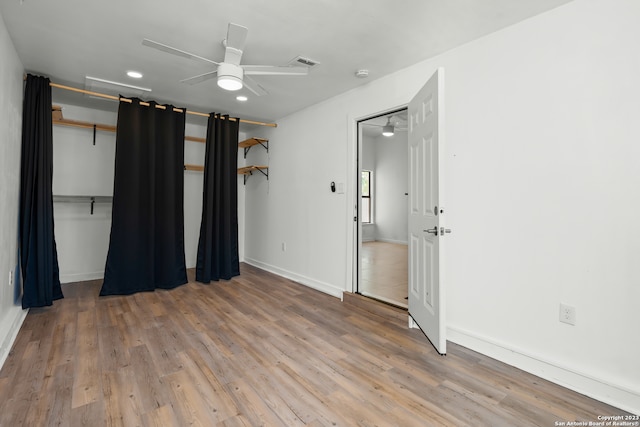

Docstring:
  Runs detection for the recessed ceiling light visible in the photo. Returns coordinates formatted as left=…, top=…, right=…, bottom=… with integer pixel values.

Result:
left=127, top=71, right=143, bottom=79
left=236, top=96, right=248, bottom=102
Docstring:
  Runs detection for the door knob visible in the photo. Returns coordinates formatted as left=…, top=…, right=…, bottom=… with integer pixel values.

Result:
left=440, top=227, right=452, bottom=235
left=424, top=227, right=438, bottom=235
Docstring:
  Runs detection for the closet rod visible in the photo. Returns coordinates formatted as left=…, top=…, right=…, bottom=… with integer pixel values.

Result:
left=24, top=76, right=277, bottom=127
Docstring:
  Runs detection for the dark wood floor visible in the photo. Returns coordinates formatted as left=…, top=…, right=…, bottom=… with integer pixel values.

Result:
left=0, top=263, right=627, bottom=426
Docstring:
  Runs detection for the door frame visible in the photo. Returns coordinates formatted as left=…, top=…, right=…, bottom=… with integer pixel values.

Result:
left=345, top=105, right=408, bottom=297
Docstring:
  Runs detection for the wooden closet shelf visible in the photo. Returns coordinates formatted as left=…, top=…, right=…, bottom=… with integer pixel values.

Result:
left=238, top=165, right=269, bottom=185
left=238, top=137, right=268, bottom=148
left=237, top=165, right=268, bottom=175
left=54, top=118, right=116, bottom=133
left=51, top=105, right=206, bottom=143
left=239, top=137, right=269, bottom=158
left=184, top=164, right=204, bottom=172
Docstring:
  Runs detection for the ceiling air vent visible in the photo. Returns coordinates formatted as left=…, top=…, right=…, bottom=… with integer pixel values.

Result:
left=288, top=56, right=320, bottom=68
left=84, top=76, right=152, bottom=101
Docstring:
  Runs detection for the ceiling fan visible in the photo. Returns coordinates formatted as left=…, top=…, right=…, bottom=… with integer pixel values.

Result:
left=142, top=23, right=309, bottom=96
left=362, top=115, right=408, bottom=136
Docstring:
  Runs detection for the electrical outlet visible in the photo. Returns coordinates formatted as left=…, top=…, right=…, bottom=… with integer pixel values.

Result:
left=281, top=242, right=286, bottom=252
left=559, top=303, right=576, bottom=325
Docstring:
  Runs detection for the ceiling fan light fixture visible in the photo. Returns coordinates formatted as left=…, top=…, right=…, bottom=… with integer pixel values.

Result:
left=217, top=63, right=243, bottom=91
left=382, top=117, right=394, bottom=136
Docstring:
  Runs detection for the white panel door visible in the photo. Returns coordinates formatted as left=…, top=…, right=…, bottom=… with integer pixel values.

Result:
left=408, top=68, right=446, bottom=355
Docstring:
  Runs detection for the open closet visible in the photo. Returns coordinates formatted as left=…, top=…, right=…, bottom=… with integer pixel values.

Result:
left=28, top=78, right=273, bottom=296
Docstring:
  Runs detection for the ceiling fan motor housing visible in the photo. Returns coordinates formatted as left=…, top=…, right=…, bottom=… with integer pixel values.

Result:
left=217, top=62, right=244, bottom=91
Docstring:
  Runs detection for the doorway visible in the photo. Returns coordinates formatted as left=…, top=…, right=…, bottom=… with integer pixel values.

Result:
left=357, top=108, right=409, bottom=308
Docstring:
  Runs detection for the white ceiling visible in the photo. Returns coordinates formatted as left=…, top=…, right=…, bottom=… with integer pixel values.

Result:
left=0, top=0, right=573, bottom=123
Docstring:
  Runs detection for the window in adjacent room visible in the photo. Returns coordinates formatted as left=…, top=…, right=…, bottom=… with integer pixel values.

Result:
left=361, top=170, right=372, bottom=223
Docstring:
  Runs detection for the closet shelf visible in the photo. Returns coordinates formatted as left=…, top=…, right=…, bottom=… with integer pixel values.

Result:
left=53, top=195, right=112, bottom=215
left=239, top=137, right=268, bottom=158
left=51, top=105, right=206, bottom=144
left=237, top=165, right=268, bottom=184
left=184, top=164, right=204, bottom=172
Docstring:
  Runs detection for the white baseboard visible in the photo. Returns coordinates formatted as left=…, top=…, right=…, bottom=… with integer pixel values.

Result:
left=0, top=307, right=28, bottom=371
left=243, top=258, right=343, bottom=299
left=60, top=271, right=104, bottom=284
left=448, top=325, right=640, bottom=415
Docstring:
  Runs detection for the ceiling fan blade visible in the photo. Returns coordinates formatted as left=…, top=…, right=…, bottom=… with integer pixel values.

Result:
left=243, top=75, right=268, bottom=97
left=180, top=70, right=218, bottom=85
left=226, top=23, right=249, bottom=52
left=243, top=65, right=309, bottom=76
left=142, top=39, right=219, bottom=66
left=224, top=23, right=248, bottom=66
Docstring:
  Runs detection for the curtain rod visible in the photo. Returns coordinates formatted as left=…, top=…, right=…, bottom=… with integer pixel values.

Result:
left=23, top=76, right=277, bottom=127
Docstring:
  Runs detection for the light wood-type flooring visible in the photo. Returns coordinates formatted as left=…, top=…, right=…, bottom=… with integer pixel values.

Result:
left=0, top=263, right=627, bottom=426
left=360, top=241, right=408, bottom=308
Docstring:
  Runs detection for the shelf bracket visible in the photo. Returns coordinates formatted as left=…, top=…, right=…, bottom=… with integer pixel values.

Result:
left=243, top=140, right=269, bottom=158
left=93, top=124, right=97, bottom=146
left=90, top=197, right=95, bottom=215
left=256, top=167, right=269, bottom=180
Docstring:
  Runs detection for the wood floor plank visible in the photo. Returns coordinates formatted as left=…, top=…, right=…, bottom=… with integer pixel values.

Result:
left=164, top=367, right=222, bottom=425
left=102, top=367, right=145, bottom=427
left=0, top=263, right=630, bottom=426
left=69, top=399, right=107, bottom=427
left=127, top=344, right=173, bottom=414
left=266, top=362, right=350, bottom=427
left=176, top=350, right=240, bottom=422
left=223, top=377, right=295, bottom=427
left=141, top=404, right=181, bottom=427
left=216, top=414, right=252, bottom=427
left=72, top=310, right=101, bottom=408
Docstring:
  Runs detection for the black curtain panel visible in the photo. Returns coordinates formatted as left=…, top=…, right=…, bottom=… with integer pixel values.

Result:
left=100, top=99, right=187, bottom=296
left=19, top=74, right=63, bottom=308
left=196, top=114, right=240, bottom=282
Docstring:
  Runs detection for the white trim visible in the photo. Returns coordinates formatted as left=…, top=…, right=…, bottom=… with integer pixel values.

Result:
left=448, top=325, right=640, bottom=415
left=59, top=271, right=104, bottom=284
left=359, top=291, right=408, bottom=309
left=243, top=257, right=343, bottom=299
left=348, top=104, right=409, bottom=296
left=0, top=308, right=28, bottom=370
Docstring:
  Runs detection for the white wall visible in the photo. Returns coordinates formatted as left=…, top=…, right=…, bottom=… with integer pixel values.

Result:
left=361, top=130, right=408, bottom=243
left=52, top=105, right=116, bottom=282
left=52, top=103, right=246, bottom=282
left=243, top=0, right=640, bottom=413
left=0, top=10, right=27, bottom=369
left=373, top=132, right=408, bottom=244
